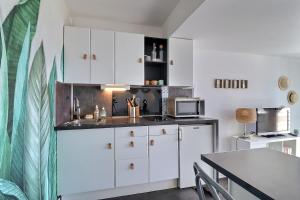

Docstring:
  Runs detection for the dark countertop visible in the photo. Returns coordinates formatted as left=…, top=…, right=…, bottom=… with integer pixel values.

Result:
left=55, top=116, right=218, bottom=131
left=202, top=148, right=300, bottom=200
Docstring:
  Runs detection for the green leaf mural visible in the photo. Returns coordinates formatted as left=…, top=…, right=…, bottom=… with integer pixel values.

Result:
left=23, top=44, right=50, bottom=200
left=0, top=179, right=28, bottom=200
left=48, top=59, right=57, bottom=200
left=10, top=24, right=31, bottom=189
left=0, top=17, right=11, bottom=181
left=2, top=0, right=41, bottom=140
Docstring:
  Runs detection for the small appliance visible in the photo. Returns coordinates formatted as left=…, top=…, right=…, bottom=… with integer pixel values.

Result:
left=167, top=97, right=204, bottom=118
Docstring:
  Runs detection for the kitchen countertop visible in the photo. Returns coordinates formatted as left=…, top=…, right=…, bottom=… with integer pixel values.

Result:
left=54, top=116, right=218, bottom=131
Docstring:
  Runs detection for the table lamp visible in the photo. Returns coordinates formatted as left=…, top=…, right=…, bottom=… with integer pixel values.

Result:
left=236, top=108, right=257, bottom=139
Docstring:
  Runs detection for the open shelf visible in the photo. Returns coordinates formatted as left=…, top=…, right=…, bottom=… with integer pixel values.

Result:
left=144, top=36, right=168, bottom=85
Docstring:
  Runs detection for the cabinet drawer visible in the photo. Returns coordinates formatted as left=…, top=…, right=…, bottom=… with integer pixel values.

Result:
left=149, top=125, right=178, bottom=136
left=116, top=158, right=148, bottom=187
left=115, top=126, right=148, bottom=139
left=116, top=137, right=148, bottom=159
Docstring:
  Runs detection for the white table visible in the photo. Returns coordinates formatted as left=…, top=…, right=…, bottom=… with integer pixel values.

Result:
left=231, top=134, right=300, bottom=156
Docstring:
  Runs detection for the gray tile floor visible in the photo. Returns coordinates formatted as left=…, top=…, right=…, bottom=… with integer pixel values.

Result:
left=106, top=178, right=228, bottom=200
left=106, top=188, right=212, bottom=200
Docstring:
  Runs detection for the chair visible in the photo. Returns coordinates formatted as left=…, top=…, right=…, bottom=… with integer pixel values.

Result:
left=193, top=162, right=235, bottom=200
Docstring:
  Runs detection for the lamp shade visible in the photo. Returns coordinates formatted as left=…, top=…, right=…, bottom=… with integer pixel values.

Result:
left=236, top=108, right=257, bottom=124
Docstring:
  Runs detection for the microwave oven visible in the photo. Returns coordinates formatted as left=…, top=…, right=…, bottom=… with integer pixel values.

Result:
left=167, top=97, right=204, bottom=118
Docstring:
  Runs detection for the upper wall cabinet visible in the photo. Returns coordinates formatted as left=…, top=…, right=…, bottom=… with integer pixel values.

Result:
left=64, top=26, right=114, bottom=84
left=115, top=32, right=144, bottom=85
left=168, top=38, right=193, bottom=87
left=64, top=26, right=91, bottom=83
left=91, top=29, right=114, bottom=84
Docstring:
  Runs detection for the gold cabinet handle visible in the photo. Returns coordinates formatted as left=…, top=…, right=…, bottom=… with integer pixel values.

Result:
left=83, top=54, right=88, bottom=60
left=107, top=143, right=112, bottom=149
left=129, top=141, right=134, bottom=147
left=92, top=54, right=96, bottom=60
left=130, top=131, right=135, bottom=137
left=162, top=129, right=167, bottom=135
left=170, top=60, right=174, bottom=65
left=150, top=139, right=154, bottom=146
left=138, top=58, right=143, bottom=63
left=129, top=163, right=135, bottom=170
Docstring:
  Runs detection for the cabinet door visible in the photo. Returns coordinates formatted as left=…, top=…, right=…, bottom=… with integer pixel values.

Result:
left=64, top=26, right=90, bottom=83
left=116, top=158, right=148, bottom=187
left=168, top=38, right=193, bottom=86
left=115, top=32, right=144, bottom=85
left=149, top=134, right=179, bottom=182
left=179, top=125, right=213, bottom=188
left=91, top=29, right=114, bottom=84
left=57, top=129, right=114, bottom=195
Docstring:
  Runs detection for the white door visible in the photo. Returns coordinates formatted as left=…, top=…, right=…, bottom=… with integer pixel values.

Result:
left=64, top=26, right=90, bottom=83
left=149, top=134, right=179, bottom=182
left=57, top=129, right=114, bottom=195
left=179, top=125, right=213, bottom=188
left=115, top=32, right=144, bottom=85
left=91, top=29, right=114, bottom=84
left=168, top=38, right=193, bottom=86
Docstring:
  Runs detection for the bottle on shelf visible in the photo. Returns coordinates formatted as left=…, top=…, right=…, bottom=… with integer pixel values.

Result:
left=159, top=45, right=164, bottom=61
left=152, top=43, right=157, bottom=61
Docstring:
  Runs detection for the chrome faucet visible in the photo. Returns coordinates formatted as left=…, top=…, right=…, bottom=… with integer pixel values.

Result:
left=73, top=97, right=81, bottom=120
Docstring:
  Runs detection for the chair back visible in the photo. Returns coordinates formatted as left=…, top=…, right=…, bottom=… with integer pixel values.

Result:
left=193, top=162, right=235, bottom=200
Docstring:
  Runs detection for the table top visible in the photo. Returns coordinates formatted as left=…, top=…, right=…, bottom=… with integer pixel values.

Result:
left=232, top=134, right=299, bottom=144
left=202, top=148, right=300, bottom=200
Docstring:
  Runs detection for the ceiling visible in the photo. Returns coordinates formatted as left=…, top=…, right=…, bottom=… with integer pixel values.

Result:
left=173, top=0, right=300, bottom=58
left=64, top=0, right=180, bottom=26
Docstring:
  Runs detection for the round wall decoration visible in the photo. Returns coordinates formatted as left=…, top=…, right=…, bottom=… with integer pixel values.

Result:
left=287, top=90, right=298, bottom=105
left=278, top=75, right=290, bottom=91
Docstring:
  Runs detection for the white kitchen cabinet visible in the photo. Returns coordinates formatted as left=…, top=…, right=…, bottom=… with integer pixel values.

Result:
left=115, top=32, right=144, bottom=85
left=116, top=158, right=149, bottom=187
left=168, top=38, right=193, bottom=86
left=115, top=126, right=149, bottom=187
left=57, top=128, right=115, bottom=195
left=90, top=29, right=114, bottom=84
left=64, top=26, right=114, bottom=84
left=179, top=125, right=213, bottom=188
left=149, top=125, right=179, bottom=182
left=64, top=26, right=90, bottom=83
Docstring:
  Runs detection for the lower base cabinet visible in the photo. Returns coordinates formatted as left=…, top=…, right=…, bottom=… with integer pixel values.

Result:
left=149, top=125, right=179, bottom=182
left=57, top=128, right=115, bottom=195
left=116, top=158, right=149, bottom=187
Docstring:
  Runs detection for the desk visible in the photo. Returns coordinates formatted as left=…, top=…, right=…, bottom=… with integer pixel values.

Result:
left=202, top=149, right=300, bottom=200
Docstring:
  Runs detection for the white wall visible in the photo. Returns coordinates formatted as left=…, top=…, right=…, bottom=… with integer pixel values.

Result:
left=163, top=0, right=205, bottom=38
left=71, top=16, right=163, bottom=38
left=193, top=42, right=300, bottom=152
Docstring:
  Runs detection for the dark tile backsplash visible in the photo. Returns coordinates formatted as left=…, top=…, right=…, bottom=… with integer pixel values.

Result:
left=73, top=85, right=112, bottom=117
left=112, top=87, right=162, bottom=116
left=56, top=84, right=193, bottom=125
left=56, top=82, right=71, bottom=125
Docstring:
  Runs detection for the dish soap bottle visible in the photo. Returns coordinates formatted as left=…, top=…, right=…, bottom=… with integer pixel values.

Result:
left=100, top=107, right=107, bottom=120
left=94, top=105, right=99, bottom=121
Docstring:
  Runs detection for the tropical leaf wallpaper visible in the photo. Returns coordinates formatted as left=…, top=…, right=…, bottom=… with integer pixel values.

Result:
left=0, top=0, right=63, bottom=199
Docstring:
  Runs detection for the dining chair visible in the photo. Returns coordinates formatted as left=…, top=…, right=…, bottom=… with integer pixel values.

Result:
left=193, top=162, right=235, bottom=200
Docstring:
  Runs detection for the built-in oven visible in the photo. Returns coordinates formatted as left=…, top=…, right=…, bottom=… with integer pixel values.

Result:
left=167, top=97, right=204, bottom=118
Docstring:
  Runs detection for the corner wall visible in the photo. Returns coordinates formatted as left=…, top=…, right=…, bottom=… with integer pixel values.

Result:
left=193, top=42, right=300, bottom=152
